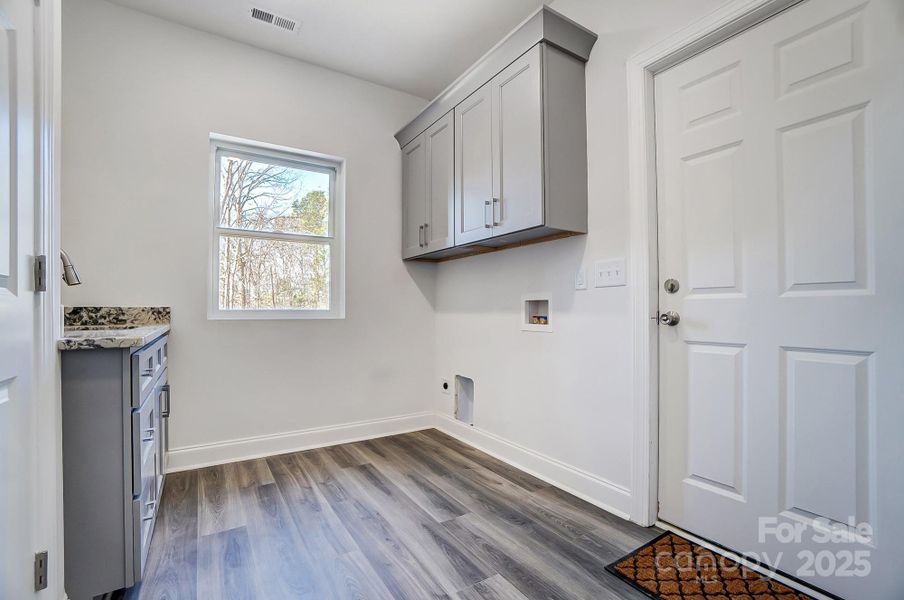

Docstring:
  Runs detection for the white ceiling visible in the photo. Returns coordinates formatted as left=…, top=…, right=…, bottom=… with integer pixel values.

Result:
left=106, top=0, right=546, bottom=100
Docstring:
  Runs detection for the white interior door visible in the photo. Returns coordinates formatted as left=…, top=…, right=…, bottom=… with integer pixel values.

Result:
left=0, top=0, right=40, bottom=598
left=656, top=0, right=904, bottom=598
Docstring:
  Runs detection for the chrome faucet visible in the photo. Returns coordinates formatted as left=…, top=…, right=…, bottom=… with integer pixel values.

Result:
left=60, top=249, right=82, bottom=286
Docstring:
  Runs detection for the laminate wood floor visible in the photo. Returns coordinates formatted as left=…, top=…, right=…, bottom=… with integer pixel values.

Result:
left=124, top=429, right=662, bottom=600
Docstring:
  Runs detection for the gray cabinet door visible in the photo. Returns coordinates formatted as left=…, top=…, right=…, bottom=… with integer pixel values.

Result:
left=455, top=83, right=495, bottom=244
left=492, top=45, right=544, bottom=236
left=401, top=134, right=427, bottom=259
left=424, top=111, right=454, bottom=251
left=154, top=371, right=167, bottom=497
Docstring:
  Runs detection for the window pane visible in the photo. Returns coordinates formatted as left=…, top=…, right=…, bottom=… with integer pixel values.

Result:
left=218, top=235, right=330, bottom=310
left=219, top=154, right=330, bottom=236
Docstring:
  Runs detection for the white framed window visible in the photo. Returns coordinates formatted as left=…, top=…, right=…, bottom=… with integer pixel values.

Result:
left=208, top=134, right=345, bottom=319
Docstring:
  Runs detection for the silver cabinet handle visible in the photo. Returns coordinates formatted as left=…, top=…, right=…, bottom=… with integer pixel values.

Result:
left=493, top=197, right=501, bottom=226
left=161, top=384, right=171, bottom=418
left=141, top=368, right=153, bottom=377
left=484, top=200, right=492, bottom=228
left=142, top=500, right=157, bottom=521
left=419, top=224, right=425, bottom=247
left=142, top=427, right=156, bottom=442
left=423, top=223, right=429, bottom=247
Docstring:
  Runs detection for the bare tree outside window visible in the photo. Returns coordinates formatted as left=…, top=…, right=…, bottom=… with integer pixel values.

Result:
left=212, top=145, right=340, bottom=315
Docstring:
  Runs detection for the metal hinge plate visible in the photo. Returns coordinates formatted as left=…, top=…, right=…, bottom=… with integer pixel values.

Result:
left=34, top=255, right=47, bottom=292
left=34, top=551, right=48, bottom=591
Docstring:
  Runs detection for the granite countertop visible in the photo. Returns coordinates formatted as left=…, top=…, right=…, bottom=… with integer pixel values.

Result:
left=58, top=306, right=171, bottom=351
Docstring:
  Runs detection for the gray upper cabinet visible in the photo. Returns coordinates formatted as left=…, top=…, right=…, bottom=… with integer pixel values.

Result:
left=402, top=111, right=455, bottom=258
left=396, top=6, right=597, bottom=261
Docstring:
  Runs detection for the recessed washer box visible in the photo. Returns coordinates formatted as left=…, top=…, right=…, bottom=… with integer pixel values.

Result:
left=522, top=293, right=553, bottom=332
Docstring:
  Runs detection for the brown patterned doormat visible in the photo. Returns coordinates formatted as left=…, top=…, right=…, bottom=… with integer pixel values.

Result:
left=606, top=532, right=816, bottom=600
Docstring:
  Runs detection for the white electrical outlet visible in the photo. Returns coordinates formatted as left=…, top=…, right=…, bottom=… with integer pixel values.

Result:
left=575, top=268, right=587, bottom=290
left=594, top=258, right=627, bottom=288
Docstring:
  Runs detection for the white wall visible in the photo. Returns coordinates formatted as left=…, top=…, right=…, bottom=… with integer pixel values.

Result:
left=61, top=0, right=434, bottom=463
left=434, top=0, right=728, bottom=515
left=62, top=0, right=735, bottom=515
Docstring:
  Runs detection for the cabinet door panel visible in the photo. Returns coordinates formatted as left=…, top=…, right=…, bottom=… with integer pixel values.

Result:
left=155, top=370, right=167, bottom=496
left=455, top=84, right=494, bottom=244
left=493, top=45, right=544, bottom=236
left=425, top=112, right=454, bottom=251
left=402, top=134, right=427, bottom=258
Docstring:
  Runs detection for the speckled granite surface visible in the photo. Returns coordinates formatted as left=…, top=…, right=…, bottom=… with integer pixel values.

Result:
left=58, top=307, right=170, bottom=350
left=64, top=306, right=170, bottom=328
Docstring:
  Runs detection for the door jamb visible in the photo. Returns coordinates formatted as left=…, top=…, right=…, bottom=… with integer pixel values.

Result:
left=35, top=0, right=64, bottom=596
left=626, top=0, right=806, bottom=526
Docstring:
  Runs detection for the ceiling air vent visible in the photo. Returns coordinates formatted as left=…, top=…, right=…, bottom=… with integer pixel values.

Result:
left=250, top=7, right=298, bottom=33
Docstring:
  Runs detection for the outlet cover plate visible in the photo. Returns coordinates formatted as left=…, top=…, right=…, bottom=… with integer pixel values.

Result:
left=594, top=258, right=627, bottom=288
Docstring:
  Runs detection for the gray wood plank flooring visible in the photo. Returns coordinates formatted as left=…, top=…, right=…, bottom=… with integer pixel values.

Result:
left=124, top=429, right=660, bottom=600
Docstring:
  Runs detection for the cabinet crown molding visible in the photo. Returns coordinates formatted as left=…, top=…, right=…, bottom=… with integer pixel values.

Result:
left=394, top=5, right=597, bottom=149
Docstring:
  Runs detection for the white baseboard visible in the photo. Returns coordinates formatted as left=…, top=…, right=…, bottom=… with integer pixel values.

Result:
left=166, top=411, right=436, bottom=472
left=433, top=415, right=633, bottom=519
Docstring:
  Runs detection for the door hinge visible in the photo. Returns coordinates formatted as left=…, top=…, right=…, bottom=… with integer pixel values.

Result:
left=34, top=551, right=48, bottom=591
left=34, top=254, right=47, bottom=292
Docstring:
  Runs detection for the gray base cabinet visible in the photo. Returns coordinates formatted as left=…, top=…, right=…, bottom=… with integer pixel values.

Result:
left=61, top=334, right=170, bottom=600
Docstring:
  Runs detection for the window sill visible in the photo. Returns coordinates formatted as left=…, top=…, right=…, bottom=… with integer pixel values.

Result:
left=208, top=308, right=345, bottom=321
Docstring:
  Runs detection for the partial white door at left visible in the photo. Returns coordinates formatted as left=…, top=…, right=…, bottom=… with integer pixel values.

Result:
left=0, top=0, right=40, bottom=598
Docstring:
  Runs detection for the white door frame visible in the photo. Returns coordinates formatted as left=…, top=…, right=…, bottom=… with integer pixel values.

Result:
left=626, top=0, right=806, bottom=527
left=34, top=0, right=64, bottom=596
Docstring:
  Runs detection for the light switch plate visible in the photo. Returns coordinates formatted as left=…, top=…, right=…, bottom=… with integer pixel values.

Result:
left=594, top=258, right=627, bottom=288
left=575, top=268, right=587, bottom=290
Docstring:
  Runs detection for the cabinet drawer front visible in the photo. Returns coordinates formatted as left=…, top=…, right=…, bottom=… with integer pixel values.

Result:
left=159, top=336, right=168, bottom=372
left=131, top=336, right=167, bottom=407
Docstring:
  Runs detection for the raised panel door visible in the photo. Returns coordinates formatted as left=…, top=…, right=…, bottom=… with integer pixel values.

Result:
left=401, top=134, right=427, bottom=258
left=492, top=45, right=544, bottom=236
left=425, top=111, right=454, bottom=251
left=455, top=84, right=494, bottom=244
